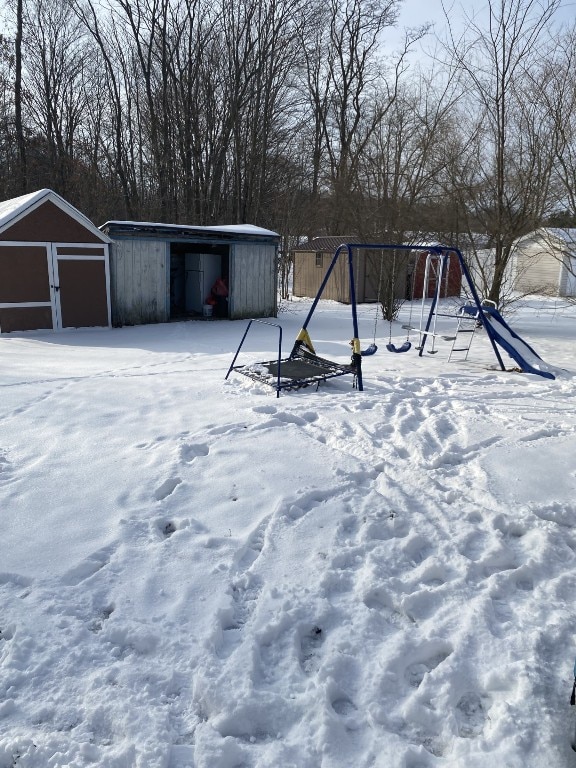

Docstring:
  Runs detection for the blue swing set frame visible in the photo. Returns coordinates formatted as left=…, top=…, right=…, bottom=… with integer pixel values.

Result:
left=225, top=242, right=526, bottom=396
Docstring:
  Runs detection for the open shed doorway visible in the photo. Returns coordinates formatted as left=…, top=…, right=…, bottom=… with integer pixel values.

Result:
left=169, top=243, right=229, bottom=319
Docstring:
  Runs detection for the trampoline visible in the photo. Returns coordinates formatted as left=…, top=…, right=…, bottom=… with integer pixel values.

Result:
left=225, top=317, right=358, bottom=396
left=230, top=346, right=357, bottom=394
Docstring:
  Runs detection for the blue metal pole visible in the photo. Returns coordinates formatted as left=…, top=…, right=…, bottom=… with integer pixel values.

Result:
left=346, top=245, right=363, bottom=391
left=299, top=244, right=348, bottom=332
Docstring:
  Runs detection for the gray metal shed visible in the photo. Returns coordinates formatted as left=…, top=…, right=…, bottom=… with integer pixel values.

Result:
left=100, top=220, right=280, bottom=326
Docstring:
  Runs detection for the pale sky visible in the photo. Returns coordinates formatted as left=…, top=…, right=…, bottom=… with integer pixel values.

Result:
left=396, top=0, right=576, bottom=40
left=385, top=0, right=575, bottom=59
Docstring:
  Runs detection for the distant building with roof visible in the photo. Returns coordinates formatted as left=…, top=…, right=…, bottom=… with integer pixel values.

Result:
left=511, top=228, right=576, bottom=297
left=291, top=236, right=462, bottom=303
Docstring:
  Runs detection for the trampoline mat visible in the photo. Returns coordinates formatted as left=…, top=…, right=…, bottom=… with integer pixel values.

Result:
left=262, top=358, right=346, bottom=379
left=230, top=348, right=356, bottom=392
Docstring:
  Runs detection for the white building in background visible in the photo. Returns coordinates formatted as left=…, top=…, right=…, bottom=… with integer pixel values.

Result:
left=511, top=228, right=576, bottom=297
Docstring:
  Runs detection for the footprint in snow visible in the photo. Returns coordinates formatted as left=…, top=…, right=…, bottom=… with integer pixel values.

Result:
left=404, top=644, right=453, bottom=689
left=89, top=604, right=115, bottom=633
left=233, top=515, right=271, bottom=572
left=489, top=592, right=514, bottom=632
left=179, top=443, right=209, bottom=463
left=362, top=588, right=412, bottom=630
left=360, top=516, right=409, bottom=542
left=455, top=691, right=490, bottom=738
left=252, top=405, right=277, bottom=415
left=331, top=696, right=356, bottom=716
left=300, top=625, right=324, bottom=675
left=403, top=535, right=434, bottom=566
left=419, top=562, right=449, bottom=587
left=0, top=624, right=15, bottom=642
left=135, top=435, right=169, bottom=450
left=62, top=545, right=115, bottom=586
left=330, top=694, right=361, bottom=728
left=154, top=477, right=182, bottom=501
left=0, top=572, right=32, bottom=589
left=217, top=574, right=263, bottom=658
left=157, top=519, right=177, bottom=538
left=492, top=514, right=527, bottom=539
left=252, top=411, right=309, bottom=429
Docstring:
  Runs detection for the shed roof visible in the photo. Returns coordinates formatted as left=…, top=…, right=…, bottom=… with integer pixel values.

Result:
left=293, top=236, right=452, bottom=253
left=101, top=220, right=280, bottom=242
left=0, top=188, right=111, bottom=242
left=293, top=236, right=356, bottom=252
left=512, top=228, right=576, bottom=258
left=537, top=228, right=576, bottom=248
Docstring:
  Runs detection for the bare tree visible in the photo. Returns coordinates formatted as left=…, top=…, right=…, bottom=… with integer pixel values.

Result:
left=444, top=0, right=560, bottom=307
left=358, top=64, right=461, bottom=242
left=14, top=0, right=26, bottom=190
left=21, top=0, right=94, bottom=194
left=0, top=35, right=18, bottom=199
left=299, top=0, right=422, bottom=235
left=544, top=26, right=576, bottom=224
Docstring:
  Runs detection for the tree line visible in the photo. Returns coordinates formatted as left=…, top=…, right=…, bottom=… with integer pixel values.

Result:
left=1, top=0, right=575, bottom=305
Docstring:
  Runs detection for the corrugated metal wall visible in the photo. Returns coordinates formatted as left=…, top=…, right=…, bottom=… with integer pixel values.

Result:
left=110, top=239, right=168, bottom=325
left=229, top=243, right=277, bottom=319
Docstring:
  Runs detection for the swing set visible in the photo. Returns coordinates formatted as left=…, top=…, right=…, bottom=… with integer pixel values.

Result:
left=225, top=242, right=550, bottom=396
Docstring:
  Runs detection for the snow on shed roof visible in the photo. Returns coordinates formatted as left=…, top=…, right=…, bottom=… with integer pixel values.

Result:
left=542, top=227, right=576, bottom=245
left=0, top=188, right=111, bottom=242
left=514, top=228, right=576, bottom=253
left=101, top=220, right=280, bottom=239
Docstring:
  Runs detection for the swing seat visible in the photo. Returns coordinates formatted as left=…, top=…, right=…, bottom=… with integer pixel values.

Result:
left=386, top=341, right=412, bottom=354
left=361, top=343, right=378, bottom=356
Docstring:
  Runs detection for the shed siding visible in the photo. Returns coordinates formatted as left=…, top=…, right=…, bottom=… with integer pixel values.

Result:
left=514, top=240, right=564, bottom=294
left=57, top=246, right=106, bottom=256
left=58, top=259, right=109, bottom=328
left=293, top=251, right=349, bottom=301
left=110, top=240, right=168, bottom=325
left=229, top=243, right=277, bottom=319
left=0, top=245, right=51, bottom=302
left=293, top=249, right=424, bottom=303
left=0, top=306, right=53, bottom=332
left=1, top=201, right=104, bottom=244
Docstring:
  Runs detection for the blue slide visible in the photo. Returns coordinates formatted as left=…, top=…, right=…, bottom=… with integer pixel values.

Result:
left=481, top=308, right=557, bottom=380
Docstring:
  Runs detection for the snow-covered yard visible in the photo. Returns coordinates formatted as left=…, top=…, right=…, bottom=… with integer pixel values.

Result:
left=1, top=296, right=575, bottom=768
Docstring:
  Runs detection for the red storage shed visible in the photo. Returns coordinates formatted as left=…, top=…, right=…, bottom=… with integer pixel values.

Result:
left=0, top=189, right=111, bottom=333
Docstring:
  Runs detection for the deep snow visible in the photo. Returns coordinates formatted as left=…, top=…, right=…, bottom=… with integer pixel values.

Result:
left=1, top=296, right=575, bottom=768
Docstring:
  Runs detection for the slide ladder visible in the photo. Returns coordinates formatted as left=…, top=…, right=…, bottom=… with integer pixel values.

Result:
left=447, top=312, right=479, bottom=362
